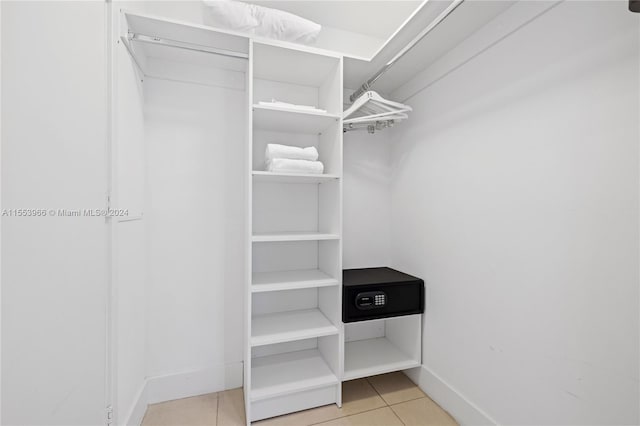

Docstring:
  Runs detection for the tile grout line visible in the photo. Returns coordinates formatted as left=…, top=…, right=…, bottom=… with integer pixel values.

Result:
left=366, top=374, right=438, bottom=426
left=365, top=377, right=389, bottom=406
left=306, top=405, right=381, bottom=426
left=260, top=375, right=428, bottom=426
left=388, top=395, right=430, bottom=406
left=216, top=391, right=220, bottom=426
left=307, top=406, right=399, bottom=426
left=365, top=377, right=408, bottom=426
left=389, top=406, right=407, bottom=426
left=305, top=379, right=390, bottom=426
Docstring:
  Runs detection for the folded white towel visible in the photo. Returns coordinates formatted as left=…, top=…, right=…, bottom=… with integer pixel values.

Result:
left=265, top=144, right=319, bottom=162
left=266, top=158, right=324, bottom=174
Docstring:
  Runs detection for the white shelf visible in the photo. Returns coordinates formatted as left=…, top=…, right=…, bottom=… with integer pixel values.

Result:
left=252, top=104, right=340, bottom=134
left=252, top=269, right=338, bottom=293
left=252, top=171, right=339, bottom=184
left=251, top=349, right=339, bottom=401
left=251, top=308, right=338, bottom=347
left=252, top=232, right=340, bottom=243
left=253, top=42, right=341, bottom=87
left=124, top=11, right=249, bottom=53
left=343, top=337, right=421, bottom=381
left=122, top=11, right=249, bottom=80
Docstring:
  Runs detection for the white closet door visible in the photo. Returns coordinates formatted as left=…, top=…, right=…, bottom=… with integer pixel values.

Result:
left=1, top=2, right=109, bottom=424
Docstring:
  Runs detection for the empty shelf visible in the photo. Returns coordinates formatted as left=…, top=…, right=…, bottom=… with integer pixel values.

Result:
left=252, top=269, right=339, bottom=293
left=253, top=104, right=340, bottom=134
left=252, top=171, right=340, bottom=184
left=251, top=349, right=338, bottom=401
left=251, top=308, right=338, bottom=347
left=343, top=337, right=421, bottom=381
left=252, top=232, right=340, bottom=242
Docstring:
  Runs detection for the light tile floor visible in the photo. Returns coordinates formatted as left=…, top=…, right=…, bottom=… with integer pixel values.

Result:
left=141, top=372, right=458, bottom=426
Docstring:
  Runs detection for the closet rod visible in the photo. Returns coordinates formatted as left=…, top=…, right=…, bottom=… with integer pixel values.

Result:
left=128, top=32, right=249, bottom=60
left=350, top=0, right=465, bottom=102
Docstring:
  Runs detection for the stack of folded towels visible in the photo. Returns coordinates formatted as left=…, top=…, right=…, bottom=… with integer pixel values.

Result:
left=265, top=143, right=324, bottom=174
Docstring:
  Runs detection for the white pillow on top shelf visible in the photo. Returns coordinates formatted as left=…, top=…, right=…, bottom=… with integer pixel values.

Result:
left=203, top=0, right=322, bottom=44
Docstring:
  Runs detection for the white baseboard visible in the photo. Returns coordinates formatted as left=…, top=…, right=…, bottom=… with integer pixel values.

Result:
left=124, top=383, right=148, bottom=426
left=125, top=362, right=243, bottom=426
left=146, top=361, right=244, bottom=404
left=404, top=365, right=498, bottom=426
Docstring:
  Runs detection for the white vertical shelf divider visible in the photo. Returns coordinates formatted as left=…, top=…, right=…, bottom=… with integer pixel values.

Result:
left=244, top=40, right=254, bottom=425
left=246, top=40, right=344, bottom=423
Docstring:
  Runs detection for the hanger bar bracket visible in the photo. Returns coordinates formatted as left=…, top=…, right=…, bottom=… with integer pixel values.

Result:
left=128, top=32, right=249, bottom=60
left=120, top=35, right=146, bottom=76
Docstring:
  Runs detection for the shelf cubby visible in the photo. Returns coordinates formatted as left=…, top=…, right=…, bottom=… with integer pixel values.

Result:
left=252, top=123, right=341, bottom=176
left=251, top=348, right=339, bottom=401
left=251, top=308, right=338, bottom=346
left=252, top=178, right=340, bottom=237
left=343, top=315, right=422, bottom=381
left=252, top=42, right=342, bottom=115
left=250, top=335, right=340, bottom=421
left=252, top=287, right=341, bottom=334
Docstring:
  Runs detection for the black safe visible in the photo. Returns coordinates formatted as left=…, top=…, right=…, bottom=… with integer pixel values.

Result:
left=343, top=267, right=424, bottom=323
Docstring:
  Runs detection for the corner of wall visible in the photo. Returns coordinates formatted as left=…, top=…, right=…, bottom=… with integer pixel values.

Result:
left=404, top=366, right=497, bottom=426
left=146, top=362, right=244, bottom=405
left=123, top=383, right=148, bottom=426
left=124, top=362, right=243, bottom=426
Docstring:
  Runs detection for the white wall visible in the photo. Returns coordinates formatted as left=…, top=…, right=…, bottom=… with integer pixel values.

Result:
left=390, top=1, right=639, bottom=424
left=1, top=2, right=108, bottom=424
left=343, top=130, right=392, bottom=269
left=144, top=74, right=246, bottom=401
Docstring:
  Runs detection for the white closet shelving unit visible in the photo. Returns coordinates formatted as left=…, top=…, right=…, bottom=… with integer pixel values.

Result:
left=247, top=41, right=344, bottom=422
left=117, top=9, right=421, bottom=424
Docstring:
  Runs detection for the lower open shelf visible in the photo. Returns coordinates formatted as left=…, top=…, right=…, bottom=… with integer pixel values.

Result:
left=251, top=309, right=338, bottom=347
left=343, top=337, right=421, bottom=381
left=251, top=349, right=339, bottom=401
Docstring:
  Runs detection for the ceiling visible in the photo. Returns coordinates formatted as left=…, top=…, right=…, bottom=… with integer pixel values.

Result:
left=343, top=0, right=515, bottom=94
left=241, top=0, right=515, bottom=97
left=242, top=1, right=423, bottom=39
